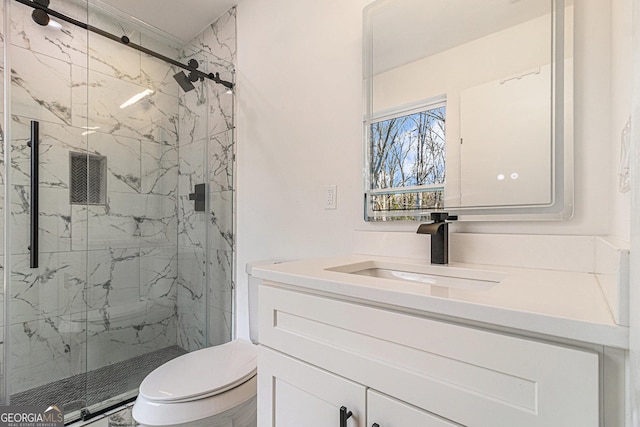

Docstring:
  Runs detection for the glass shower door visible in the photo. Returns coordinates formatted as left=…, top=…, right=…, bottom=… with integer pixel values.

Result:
left=0, top=0, right=6, bottom=407
left=81, top=8, right=186, bottom=411
left=6, top=0, right=90, bottom=418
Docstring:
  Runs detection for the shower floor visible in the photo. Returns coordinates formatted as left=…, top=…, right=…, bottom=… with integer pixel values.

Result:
left=10, top=345, right=187, bottom=412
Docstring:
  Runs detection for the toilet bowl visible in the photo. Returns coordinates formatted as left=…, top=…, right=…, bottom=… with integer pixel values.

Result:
left=132, top=261, right=279, bottom=427
left=132, top=339, right=257, bottom=427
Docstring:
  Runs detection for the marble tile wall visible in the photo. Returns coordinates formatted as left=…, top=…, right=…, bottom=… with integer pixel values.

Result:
left=0, top=0, right=236, bottom=400
left=177, top=7, right=236, bottom=351
left=3, top=0, right=183, bottom=394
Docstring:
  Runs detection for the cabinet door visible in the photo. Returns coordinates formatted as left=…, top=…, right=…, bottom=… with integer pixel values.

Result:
left=258, top=346, right=366, bottom=427
left=368, top=390, right=460, bottom=427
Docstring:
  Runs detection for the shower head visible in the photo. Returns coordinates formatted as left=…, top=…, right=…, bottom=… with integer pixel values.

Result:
left=173, top=59, right=202, bottom=93
left=31, top=0, right=51, bottom=26
left=173, top=71, right=196, bottom=93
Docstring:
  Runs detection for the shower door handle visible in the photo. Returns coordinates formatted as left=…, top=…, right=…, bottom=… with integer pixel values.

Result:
left=28, top=120, right=39, bottom=268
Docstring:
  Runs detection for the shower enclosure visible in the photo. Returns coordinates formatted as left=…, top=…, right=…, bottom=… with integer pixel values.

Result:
left=0, top=0, right=236, bottom=422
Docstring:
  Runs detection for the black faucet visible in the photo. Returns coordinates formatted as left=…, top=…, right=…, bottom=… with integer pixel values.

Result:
left=417, top=212, right=452, bottom=264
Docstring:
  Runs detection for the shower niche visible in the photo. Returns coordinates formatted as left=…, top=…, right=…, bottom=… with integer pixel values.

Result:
left=1, top=0, right=237, bottom=422
left=69, top=152, right=107, bottom=205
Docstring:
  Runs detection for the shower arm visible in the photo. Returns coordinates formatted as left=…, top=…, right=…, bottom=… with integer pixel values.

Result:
left=13, top=0, right=234, bottom=90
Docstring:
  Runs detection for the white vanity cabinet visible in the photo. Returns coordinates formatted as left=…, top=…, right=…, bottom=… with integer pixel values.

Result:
left=257, top=283, right=600, bottom=427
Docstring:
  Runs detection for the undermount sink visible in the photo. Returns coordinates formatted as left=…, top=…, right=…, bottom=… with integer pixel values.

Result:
left=326, top=260, right=507, bottom=291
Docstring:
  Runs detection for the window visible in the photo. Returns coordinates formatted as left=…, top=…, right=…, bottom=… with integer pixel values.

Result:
left=368, top=101, right=446, bottom=212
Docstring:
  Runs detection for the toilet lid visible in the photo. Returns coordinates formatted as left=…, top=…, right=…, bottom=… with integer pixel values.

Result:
left=139, top=339, right=257, bottom=403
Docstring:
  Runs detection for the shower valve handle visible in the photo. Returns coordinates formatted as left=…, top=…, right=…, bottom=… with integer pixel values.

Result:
left=189, top=183, right=206, bottom=212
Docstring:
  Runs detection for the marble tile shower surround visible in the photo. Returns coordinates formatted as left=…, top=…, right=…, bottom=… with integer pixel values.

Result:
left=0, top=1, right=235, bottom=397
left=176, top=8, right=236, bottom=352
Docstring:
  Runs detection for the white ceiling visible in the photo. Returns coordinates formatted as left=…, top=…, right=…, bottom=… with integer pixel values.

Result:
left=98, top=0, right=237, bottom=43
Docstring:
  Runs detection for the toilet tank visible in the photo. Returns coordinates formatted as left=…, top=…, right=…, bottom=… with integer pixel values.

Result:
left=246, top=260, right=286, bottom=344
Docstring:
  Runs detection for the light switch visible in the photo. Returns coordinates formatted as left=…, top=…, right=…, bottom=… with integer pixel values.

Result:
left=325, top=185, right=337, bottom=209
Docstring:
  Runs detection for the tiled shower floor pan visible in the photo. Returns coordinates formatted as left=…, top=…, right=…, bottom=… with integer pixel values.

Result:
left=10, top=345, right=187, bottom=415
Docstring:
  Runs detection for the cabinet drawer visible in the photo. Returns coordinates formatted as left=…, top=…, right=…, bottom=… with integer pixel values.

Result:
left=259, top=284, right=599, bottom=427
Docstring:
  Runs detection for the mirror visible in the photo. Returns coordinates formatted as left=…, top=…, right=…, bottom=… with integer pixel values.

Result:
left=363, top=0, right=573, bottom=221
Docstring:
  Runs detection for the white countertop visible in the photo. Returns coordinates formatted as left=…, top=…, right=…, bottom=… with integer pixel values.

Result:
left=252, top=254, right=629, bottom=349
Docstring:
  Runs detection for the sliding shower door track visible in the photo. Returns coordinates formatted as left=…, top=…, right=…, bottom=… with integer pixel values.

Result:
left=12, top=0, right=233, bottom=89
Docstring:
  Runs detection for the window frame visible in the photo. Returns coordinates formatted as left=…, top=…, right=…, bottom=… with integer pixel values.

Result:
left=365, top=96, right=447, bottom=220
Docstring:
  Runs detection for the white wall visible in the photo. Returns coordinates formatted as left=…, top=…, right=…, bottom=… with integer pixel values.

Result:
left=611, top=0, right=634, bottom=242
left=235, top=0, right=631, bottom=339
left=235, top=0, right=367, bottom=338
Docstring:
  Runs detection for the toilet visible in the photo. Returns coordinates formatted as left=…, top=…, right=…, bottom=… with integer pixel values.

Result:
left=132, top=262, right=270, bottom=427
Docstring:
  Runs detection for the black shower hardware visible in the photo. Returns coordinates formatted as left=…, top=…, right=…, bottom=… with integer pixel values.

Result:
left=189, top=184, right=206, bottom=212
left=174, top=69, right=196, bottom=93
left=17, top=0, right=234, bottom=91
left=31, top=0, right=50, bottom=25
left=28, top=121, right=39, bottom=268
left=171, top=60, right=234, bottom=93
left=173, top=59, right=203, bottom=93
